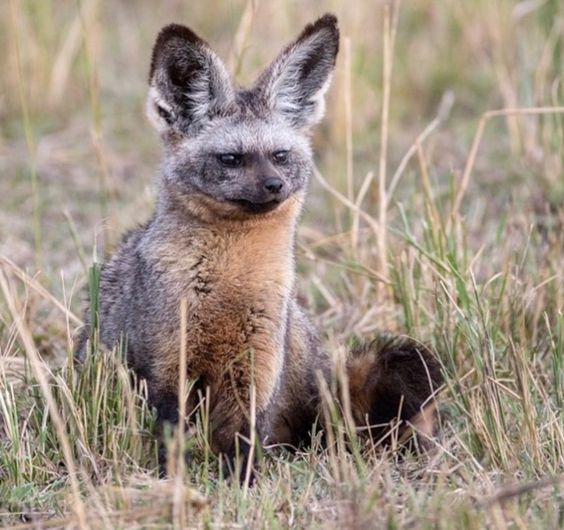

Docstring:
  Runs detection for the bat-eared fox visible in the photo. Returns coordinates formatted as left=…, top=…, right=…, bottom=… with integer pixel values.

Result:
left=76, top=13, right=442, bottom=483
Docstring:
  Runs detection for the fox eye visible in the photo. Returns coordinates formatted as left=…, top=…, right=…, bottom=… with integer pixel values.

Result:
left=272, top=150, right=289, bottom=165
left=217, top=153, right=243, bottom=168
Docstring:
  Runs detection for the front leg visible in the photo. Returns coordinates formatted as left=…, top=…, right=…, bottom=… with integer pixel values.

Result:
left=152, top=389, right=180, bottom=476
left=152, top=384, right=201, bottom=476
left=207, top=372, right=272, bottom=485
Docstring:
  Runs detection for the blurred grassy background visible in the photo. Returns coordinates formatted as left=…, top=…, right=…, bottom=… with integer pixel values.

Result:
left=0, top=0, right=563, bottom=527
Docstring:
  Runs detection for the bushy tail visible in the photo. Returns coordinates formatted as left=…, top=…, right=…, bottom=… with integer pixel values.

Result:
left=346, top=335, right=442, bottom=448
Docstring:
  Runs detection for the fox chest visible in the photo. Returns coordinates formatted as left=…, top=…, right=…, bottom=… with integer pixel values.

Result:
left=152, top=253, right=291, bottom=382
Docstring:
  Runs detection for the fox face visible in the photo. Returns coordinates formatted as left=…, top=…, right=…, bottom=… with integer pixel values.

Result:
left=147, top=15, right=339, bottom=219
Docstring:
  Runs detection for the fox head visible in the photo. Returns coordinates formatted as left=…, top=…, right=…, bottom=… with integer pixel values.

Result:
left=147, top=14, right=339, bottom=221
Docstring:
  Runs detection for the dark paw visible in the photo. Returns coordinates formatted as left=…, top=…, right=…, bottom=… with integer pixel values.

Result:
left=157, top=441, right=168, bottom=477
left=238, top=443, right=257, bottom=486
left=157, top=439, right=194, bottom=477
left=222, top=438, right=258, bottom=486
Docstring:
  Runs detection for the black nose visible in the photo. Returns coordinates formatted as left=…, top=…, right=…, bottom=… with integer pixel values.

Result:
left=263, top=177, right=284, bottom=195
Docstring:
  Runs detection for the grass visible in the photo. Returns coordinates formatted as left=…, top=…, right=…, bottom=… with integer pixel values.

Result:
left=0, top=0, right=563, bottom=528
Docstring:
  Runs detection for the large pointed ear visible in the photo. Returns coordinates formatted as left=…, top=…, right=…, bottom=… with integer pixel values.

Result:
left=147, top=24, right=234, bottom=135
left=254, top=14, right=339, bottom=130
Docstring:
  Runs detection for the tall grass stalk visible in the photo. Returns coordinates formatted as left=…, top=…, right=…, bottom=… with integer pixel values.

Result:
left=8, top=0, right=42, bottom=270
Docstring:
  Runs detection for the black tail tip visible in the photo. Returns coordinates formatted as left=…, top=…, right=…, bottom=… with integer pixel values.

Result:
left=348, top=334, right=443, bottom=447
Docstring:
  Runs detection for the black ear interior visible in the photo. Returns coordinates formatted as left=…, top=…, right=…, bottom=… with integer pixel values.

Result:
left=168, top=58, right=199, bottom=87
left=148, top=23, right=233, bottom=131
left=156, top=104, right=174, bottom=125
left=150, top=25, right=208, bottom=113
left=294, top=37, right=335, bottom=110
left=292, top=15, right=339, bottom=88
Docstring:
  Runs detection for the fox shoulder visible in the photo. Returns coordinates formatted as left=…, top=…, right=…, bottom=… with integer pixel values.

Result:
left=74, top=223, right=150, bottom=362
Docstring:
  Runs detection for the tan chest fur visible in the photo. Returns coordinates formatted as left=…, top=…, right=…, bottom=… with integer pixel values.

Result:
left=149, top=197, right=300, bottom=410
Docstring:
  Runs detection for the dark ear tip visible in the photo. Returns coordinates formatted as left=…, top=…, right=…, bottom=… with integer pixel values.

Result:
left=317, top=13, right=339, bottom=30
left=312, top=13, right=339, bottom=37
left=298, top=13, right=339, bottom=47
left=149, top=23, right=207, bottom=81
left=154, top=23, right=205, bottom=48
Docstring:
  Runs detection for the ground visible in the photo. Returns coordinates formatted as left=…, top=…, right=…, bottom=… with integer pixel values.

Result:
left=0, top=0, right=563, bottom=528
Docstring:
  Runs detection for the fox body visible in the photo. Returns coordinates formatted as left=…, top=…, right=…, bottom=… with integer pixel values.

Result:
left=76, top=14, right=441, bottom=475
